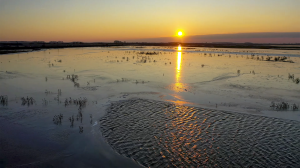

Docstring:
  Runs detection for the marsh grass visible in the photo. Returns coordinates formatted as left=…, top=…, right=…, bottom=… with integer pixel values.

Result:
left=270, top=101, right=299, bottom=111
left=21, top=96, right=35, bottom=106
left=0, top=95, right=8, bottom=106
left=288, top=73, right=299, bottom=84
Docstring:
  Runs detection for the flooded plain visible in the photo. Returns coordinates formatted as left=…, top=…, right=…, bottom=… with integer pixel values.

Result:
left=0, top=46, right=300, bottom=167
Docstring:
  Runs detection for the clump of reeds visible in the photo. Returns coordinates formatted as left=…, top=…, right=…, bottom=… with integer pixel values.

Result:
left=45, top=90, right=53, bottom=95
left=52, top=89, right=62, bottom=103
left=21, top=96, right=35, bottom=106
left=288, top=73, right=299, bottom=84
left=288, top=73, right=294, bottom=80
left=265, top=56, right=271, bottom=61
left=295, top=78, right=300, bottom=84
left=66, top=74, right=79, bottom=87
left=79, top=126, right=83, bottom=133
left=270, top=101, right=299, bottom=111
left=137, top=51, right=159, bottom=55
left=263, top=56, right=293, bottom=63
left=53, top=114, right=63, bottom=125
left=117, top=78, right=130, bottom=82
left=135, top=56, right=150, bottom=63
left=42, top=98, right=48, bottom=106
left=274, top=56, right=287, bottom=62
left=77, top=107, right=83, bottom=123
left=64, top=97, right=87, bottom=108
left=0, top=95, right=8, bottom=106
left=69, top=115, right=74, bottom=127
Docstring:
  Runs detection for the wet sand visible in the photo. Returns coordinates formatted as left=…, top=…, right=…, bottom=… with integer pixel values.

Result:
left=100, top=98, right=300, bottom=167
left=0, top=46, right=300, bottom=167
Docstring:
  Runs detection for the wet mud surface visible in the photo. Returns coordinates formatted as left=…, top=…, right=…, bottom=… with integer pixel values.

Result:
left=100, top=98, right=300, bottom=167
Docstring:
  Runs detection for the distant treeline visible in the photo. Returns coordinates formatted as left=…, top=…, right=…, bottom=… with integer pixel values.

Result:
left=0, top=42, right=299, bottom=55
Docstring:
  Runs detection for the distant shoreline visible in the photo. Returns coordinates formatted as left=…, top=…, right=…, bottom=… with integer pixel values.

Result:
left=1, top=42, right=299, bottom=55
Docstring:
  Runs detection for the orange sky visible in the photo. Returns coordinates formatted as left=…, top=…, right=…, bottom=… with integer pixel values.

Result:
left=0, top=0, right=299, bottom=42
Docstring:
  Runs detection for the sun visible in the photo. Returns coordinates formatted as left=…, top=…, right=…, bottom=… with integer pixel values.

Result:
left=178, top=31, right=183, bottom=36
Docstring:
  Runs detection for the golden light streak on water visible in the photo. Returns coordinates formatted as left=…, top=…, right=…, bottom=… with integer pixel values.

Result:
left=175, top=46, right=183, bottom=92
left=177, top=51, right=181, bottom=78
left=178, top=46, right=182, bottom=51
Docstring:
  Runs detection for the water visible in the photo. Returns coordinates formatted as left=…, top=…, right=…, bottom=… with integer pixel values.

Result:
left=0, top=46, right=300, bottom=167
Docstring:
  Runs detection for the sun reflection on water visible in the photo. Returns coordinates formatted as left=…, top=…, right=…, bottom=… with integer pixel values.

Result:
left=178, top=45, right=182, bottom=51
left=175, top=46, right=184, bottom=92
left=176, top=51, right=181, bottom=81
left=165, top=45, right=191, bottom=99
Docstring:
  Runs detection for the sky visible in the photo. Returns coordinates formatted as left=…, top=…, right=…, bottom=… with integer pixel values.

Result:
left=0, top=0, right=299, bottom=43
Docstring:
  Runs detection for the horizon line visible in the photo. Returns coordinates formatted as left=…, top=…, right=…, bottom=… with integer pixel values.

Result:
left=1, top=32, right=300, bottom=43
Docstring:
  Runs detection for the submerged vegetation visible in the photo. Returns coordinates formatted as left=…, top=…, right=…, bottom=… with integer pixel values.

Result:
left=0, top=95, right=8, bottom=106
left=270, top=102, right=299, bottom=111
left=67, top=74, right=80, bottom=87
left=21, top=96, right=35, bottom=106
left=136, top=51, right=159, bottom=55
left=288, top=73, right=300, bottom=84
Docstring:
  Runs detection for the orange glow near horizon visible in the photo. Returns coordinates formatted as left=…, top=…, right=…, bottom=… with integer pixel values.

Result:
left=0, top=1, right=299, bottom=42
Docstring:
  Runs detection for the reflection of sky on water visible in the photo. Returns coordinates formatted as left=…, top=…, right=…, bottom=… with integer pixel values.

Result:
left=1, top=45, right=300, bottom=167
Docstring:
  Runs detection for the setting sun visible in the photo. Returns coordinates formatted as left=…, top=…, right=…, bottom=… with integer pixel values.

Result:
left=178, top=31, right=183, bottom=36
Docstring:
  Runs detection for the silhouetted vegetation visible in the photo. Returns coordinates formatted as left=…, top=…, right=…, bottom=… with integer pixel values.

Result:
left=288, top=73, right=299, bottom=84
left=137, top=51, right=159, bottom=55
left=270, top=101, right=299, bottom=111
left=0, top=95, right=8, bottom=106
left=21, top=96, right=35, bottom=106
left=67, top=74, right=79, bottom=87
left=53, top=114, right=63, bottom=125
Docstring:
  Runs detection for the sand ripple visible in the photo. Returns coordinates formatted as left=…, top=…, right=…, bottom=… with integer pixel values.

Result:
left=100, top=98, right=300, bottom=167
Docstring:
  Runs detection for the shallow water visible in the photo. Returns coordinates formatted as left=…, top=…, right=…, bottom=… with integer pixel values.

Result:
left=0, top=46, right=300, bottom=167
